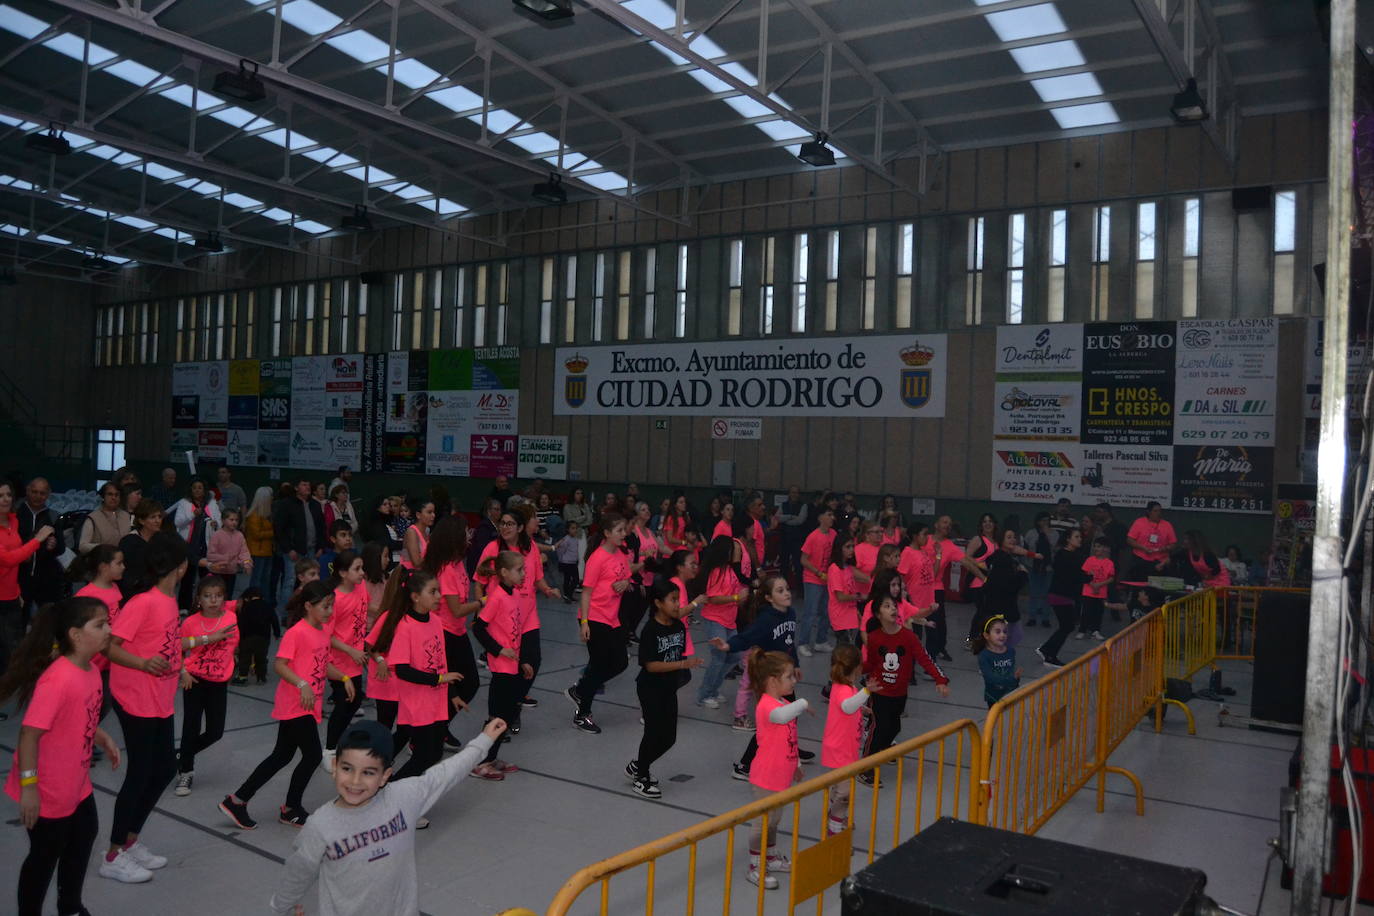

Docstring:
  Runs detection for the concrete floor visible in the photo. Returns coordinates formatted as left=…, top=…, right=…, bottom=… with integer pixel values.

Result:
left=0, top=594, right=1340, bottom=915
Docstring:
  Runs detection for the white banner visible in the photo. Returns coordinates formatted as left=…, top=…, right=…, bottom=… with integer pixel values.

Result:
left=424, top=389, right=519, bottom=477
left=992, top=325, right=1084, bottom=504
left=518, top=435, right=569, bottom=480
left=993, top=382, right=1079, bottom=442
left=554, top=334, right=948, bottom=417
left=994, top=323, right=1084, bottom=374
left=1173, top=319, right=1277, bottom=445
left=1076, top=444, right=1175, bottom=508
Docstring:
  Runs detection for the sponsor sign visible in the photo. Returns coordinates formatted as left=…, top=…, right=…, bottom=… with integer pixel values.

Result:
left=172, top=396, right=199, bottom=428
left=993, top=383, right=1078, bottom=441
left=1081, top=321, right=1176, bottom=446
left=1268, top=486, right=1315, bottom=586
left=994, top=324, right=1084, bottom=374
left=991, top=447, right=1079, bottom=501
left=469, top=434, right=518, bottom=478
left=1075, top=444, right=1175, bottom=508
left=197, top=428, right=227, bottom=461
left=518, top=436, right=568, bottom=480
left=225, top=430, right=257, bottom=466
left=257, top=431, right=290, bottom=466
left=1171, top=445, right=1272, bottom=513
left=1174, top=319, right=1276, bottom=445
left=710, top=417, right=763, bottom=440
left=554, top=335, right=947, bottom=417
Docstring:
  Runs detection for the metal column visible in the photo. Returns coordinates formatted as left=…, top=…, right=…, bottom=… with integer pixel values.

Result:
left=1292, top=0, right=1356, bottom=911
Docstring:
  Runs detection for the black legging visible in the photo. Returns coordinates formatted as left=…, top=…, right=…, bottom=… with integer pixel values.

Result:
left=110, top=706, right=176, bottom=845
left=235, top=715, right=321, bottom=810
left=1040, top=597, right=1081, bottom=660
left=445, top=630, right=481, bottom=710
left=574, top=621, right=629, bottom=716
left=373, top=698, right=411, bottom=754
left=179, top=678, right=228, bottom=773
left=18, top=793, right=97, bottom=916
left=925, top=591, right=949, bottom=657
left=866, top=693, right=907, bottom=756
left=483, top=672, right=524, bottom=764
left=618, top=587, right=648, bottom=640
left=968, top=586, right=991, bottom=643
left=325, top=679, right=365, bottom=750
left=393, top=721, right=445, bottom=780
left=635, top=682, right=678, bottom=776
left=519, top=627, right=542, bottom=708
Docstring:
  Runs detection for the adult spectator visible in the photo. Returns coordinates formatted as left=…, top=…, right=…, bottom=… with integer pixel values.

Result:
left=79, top=481, right=131, bottom=554
left=272, top=479, right=316, bottom=609
left=365, top=494, right=403, bottom=560
left=323, top=483, right=359, bottom=534
left=244, top=486, right=276, bottom=598
left=465, top=498, right=502, bottom=576
left=1125, top=501, right=1177, bottom=583
left=776, top=485, right=809, bottom=584
left=1094, top=502, right=1128, bottom=559
left=111, top=466, right=139, bottom=490
left=625, top=481, right=641, bottom=510
left=120, top=481, right=142, bottom=515
left=1182, top=530, right=1230, bottom=588
left=329, top=465, right=352, bottom=496
left=216, top=466, right=247, bottom=515
left=169, top=476, right=222, bottom=609
left=488, top=474, right=513, bottom=510
left=17, top=476, right=63, bottom=615
left=535, top=491, right=563, bottom=540
left=1079, top=514, right=1098, bottom=546
left=118, top=500, right=164, bottom=600
left=1221, top=545, right=1250, bottom=584
left=1048, top=498, right=1078, bottom=541
left=0, top=479, right=53, bottom=680
left=745, top=494, right=771, bottom=570
left=147, top=466, right=178, bottom=509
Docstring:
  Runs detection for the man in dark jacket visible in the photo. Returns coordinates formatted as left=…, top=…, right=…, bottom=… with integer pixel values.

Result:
left=272, top=479, right=316, bottom=609
left=18, top=477, right=64, bottom=614
left=465, top=498, right=502, bottom=577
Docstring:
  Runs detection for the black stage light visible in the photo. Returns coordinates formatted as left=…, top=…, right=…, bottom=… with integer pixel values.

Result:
left=514, top=0, right=573, bottom=22
left=342, top=205, right=373, bottom=232
left=194, top=231, right=224, bottom=253
left=1170, top=78, right=1208, bottom=124
left=214, top=59, right=268, bottom=103
left=26, top=123, right=72, bottom=156
left=532, top=172, right=567, bottom=205
left=797, top=132, right=835, bottom=167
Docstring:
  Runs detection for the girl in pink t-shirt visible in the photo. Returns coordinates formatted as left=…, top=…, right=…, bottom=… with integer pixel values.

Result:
left=103, top=530, right=189, bottom=882
left=470, top=550, right=531, bottom=780
left=826, top=535, right=863, bottom=645
left=2, top=595, right=120, bottom=914
left=220, top=581, right=353, bottom=830
left=74, top=543, right=124, bottom=675
left=746, top=649, right=808, bottom=890
left=422, top=516, right=484, bottom=748
left=821, top=645, right=878, bottom=837
left=175, top=576, right=238, bottom=797
left=399, top=500, right=434, bottom=570
left=693, top=535, right=752, bottom=708
left=322, top=550, right=368, bottom=767
left=569, top=513, right=633, bottom=732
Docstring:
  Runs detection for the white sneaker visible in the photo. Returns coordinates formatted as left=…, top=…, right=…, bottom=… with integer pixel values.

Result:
left=100, top=849, right=154, bottom=884
left=747, top=867, right=779, bottom=890
left=699, top=696, right=721, bottom=709
left=749, top=851, right=792, bottom=873
left=797, top=645, right=814, bottom=658
left=124, top=842, right=167, bottom=870
left=1091, top=631, right=1105, bottom=641
left=174, top=772, right=193, bottom=797
left=813, top=642, right=835, bottom=653
left=827, top=816, right=848, bottom=836
left=320, top=748, right=336, bottom=775
left=1074, top=632, right=1086, bottom=640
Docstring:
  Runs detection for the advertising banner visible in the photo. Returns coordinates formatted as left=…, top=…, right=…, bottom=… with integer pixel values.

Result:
left=1171, top=445, right=1273, bottom=513
left=1268, top=485, right=1315, bottom=586
left=554, top=334, right=948, bottom=417
left=1081, top=321, right=1176, bottom=446
left=1075, top=444, right=1175, bottom=508
left=991, top=324, right=1085, bottom=504
left=1173, top=319, right=1277, bottom=445
left=518, top=436, right=568, bottom=480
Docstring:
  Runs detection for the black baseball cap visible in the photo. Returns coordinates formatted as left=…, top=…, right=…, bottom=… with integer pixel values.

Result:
left=337, top=720, right=394, bottom=768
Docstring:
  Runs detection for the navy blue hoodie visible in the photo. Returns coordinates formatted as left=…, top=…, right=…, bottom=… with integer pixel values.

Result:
left=725, top=604, right=798, bottom=663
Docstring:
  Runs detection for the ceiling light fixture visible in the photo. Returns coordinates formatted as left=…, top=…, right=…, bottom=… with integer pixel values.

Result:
left=797, top=132, right=836, bottom=167
left=342, top=205, right=373, bottom=232
left=214, top=58, right=268, bottom=104
left=26, top=122, right=72, bottom=156
left=1170, top=78, right=1208, bottom=125
left=513, top=0, right=573, bottom=22
left=194, top=231, right=225, bottom=253
left=531, top=172, right=567, bottom=205
left=81, top=251, right=117, bottom=271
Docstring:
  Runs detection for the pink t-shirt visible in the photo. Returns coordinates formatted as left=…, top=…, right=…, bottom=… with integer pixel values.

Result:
left=898, top=546, right=936, bottom=611
left=181, top=610, right=240, bottom=682
left=750, top=518, right=766, bottom=569
left=364, top=614, right=396, bottom=702
left=1189, top=552, right=1231, bottom=588
left=634, top=527, right=659, bottom=587
left=826, top=564, right=860, bottom=631
left=475, top=540, right=544, bottom=633
left=1128, top=517, right=1176, bottom=561
left=669, top=576, right=696, bottom=656
left=478, top=586, right=523, bottom=675
left=923, top=538, right=965, bottom=591
left=712, top=519, right=732, bottom=541
left=75, top=582, right=121, bottom=672
left=1082, top=557, right=1116, bottom=599
left=271, top=620, right=332, bottom=723
left=109, top=589, right=181, bottom=719
left=390, top=612, right=448, bottom=726
left=821, top=683, right=864, bottom=768
left=5, top=657, right=102, bottom=817
left=801, top=529, right=835, bottom=586
left=583, top=546, right=630, bottom=627
left=328, top=586, right=369, bottom=677
left=436, top=562, right=471, bottom=636
left=751, top=694, right=799, bottom=792
left=399, top=525, right=429, bottom=570
left=854, top=542, right=880, bottom=580
left=881, top=529, right=904, bottom=546
left=701, top=567, right=743, bottom=629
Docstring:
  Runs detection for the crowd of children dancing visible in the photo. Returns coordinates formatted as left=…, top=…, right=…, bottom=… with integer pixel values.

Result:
left=1, top=469, right=1237, bottom=910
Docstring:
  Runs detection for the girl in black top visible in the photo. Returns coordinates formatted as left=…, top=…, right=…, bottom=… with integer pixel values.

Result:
left=629, top=579, right=703, bottom=799
left=1037, top=529, right=1088, bottom=667
left=974, top=529, right=1032, bottom=648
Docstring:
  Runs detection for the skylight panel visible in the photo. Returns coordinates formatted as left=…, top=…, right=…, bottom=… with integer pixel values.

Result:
left=207, top=106, right=260, bottom=128
left=142, top=162, right=183, bottom=181
left=222, top=192, right=264, bottom=209
left=103, top=254, right=132, bottom=264
left=504, top=131, right=561, bottom=157
left=278, top=0, right=342, bottom=36
left=1030, top=72, right=1103, bottom=103
left=578, top=172, right=626, bottom=192
left=300, top=146, right=360, bottom=168
left=327, top=30, right=391, bottom=64
left=35, top=233, right=70, bottom=245
left=1009, top=40, right=1086, bottom=74
left=984, top=4, right=1066, bottom=42
left=257, top=128, right=318, bottom=150
left=158, top=84, right=223, bottom=110
left=0, top=224, right=22, bottom=236
left=0, top=5, right=45, bottom=38
left=259, top=208, right=292, bottom=221
left=426, top=85, right=484, bottom=112
left=385, top=58, right=442, bottom=91
left=294, top=219, right=331, bottom=234
left=152, top=226, right=182, bottom=239
left=0, top=113, right=37, bottom=128
left=435, top=198, right=466, bottom=215
left=104, top=59, right=173, bottom=88
left=386, top=184, right=430, bottom=201
left=753, top=119, right=809, bottom=143
left=43, top=33, right=115, bottom=64
left=1050, top=101, right=1119, bottom=129
left=343, top=165, right=397, bottom=184
left=114, top=215, right=157, bottom=230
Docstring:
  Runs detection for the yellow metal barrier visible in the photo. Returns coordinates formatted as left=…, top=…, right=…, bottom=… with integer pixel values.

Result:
left=1159, top=589, right=1216, bottom=683
left=545, top=719, right=982, bottom=916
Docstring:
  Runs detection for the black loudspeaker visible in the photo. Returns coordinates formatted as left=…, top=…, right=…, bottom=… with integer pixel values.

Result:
left=840, top=819, right=1211, bottom=915
left=1250, top=592, right=1311, bottom=725
left=360, top=271, right=386, bottom=285
left=1231, top=186, right=1273, bottom=212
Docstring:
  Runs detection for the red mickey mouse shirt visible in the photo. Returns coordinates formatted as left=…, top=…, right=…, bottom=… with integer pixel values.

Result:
left=181, top=606, right=240, bottom=683
left=862, top=626, right=947, bottom=698
left=389, top=612, right=449, bottom=727
left=109, top=588, right=182, bottom=718
left=272, top=619, right=332, bottom=723
left=4, top=656, right=103, bottom=817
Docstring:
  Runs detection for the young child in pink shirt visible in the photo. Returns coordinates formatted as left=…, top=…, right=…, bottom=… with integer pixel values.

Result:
left=746, top=649, right=809, bottom=891
left=206, top=508, right=252, bottom=599
left=175, top=576, right=238, bottom=797
left=1079, top=538, right=1117, bottom=641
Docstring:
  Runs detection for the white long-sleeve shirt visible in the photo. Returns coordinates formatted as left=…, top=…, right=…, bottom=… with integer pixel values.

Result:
left=270, top=734, right=494, bottom=916
left=769, top=697, right=809, bottom=724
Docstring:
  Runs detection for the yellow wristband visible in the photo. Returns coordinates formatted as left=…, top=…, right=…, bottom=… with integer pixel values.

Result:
left=342, top=675, right=351, bottom=682
left=20, top=775, right=38, bottom=787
